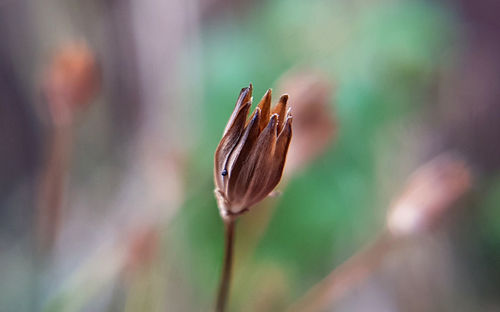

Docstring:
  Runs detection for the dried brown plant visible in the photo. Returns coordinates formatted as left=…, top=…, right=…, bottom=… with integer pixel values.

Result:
left=213, top=84, right=292, bottom=312
left=214, top=84, right=292, bottom=219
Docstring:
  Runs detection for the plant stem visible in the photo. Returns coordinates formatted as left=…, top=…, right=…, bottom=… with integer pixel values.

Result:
left=287, top=232, right=398, bottom=312
left=215, top=217, right=236, bottom=312
left=36, top=123, right=73, bottom=252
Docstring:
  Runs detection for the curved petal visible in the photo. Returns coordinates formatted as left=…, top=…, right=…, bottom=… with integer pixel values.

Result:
left=214, top=101, right=251, bottom=191
left=223, top=84, right=252, bottom=136
left=231, top=114, right=278, bottom=211
left=224, top=108, right=261, bottom=193
left=272, top=94, right=288, bottom=134
left=262, top=114, right=292, bottom=198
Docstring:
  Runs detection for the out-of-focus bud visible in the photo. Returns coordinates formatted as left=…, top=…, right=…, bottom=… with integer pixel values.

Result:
left=276, top=69, right=336, bottom=175
left=124, top=226, right=160, bottom=274
left=214, top=84, right=293, bottom=219
left=43, top=41, right=99, bottom=126
left=387, top=153, right=472, bottom=237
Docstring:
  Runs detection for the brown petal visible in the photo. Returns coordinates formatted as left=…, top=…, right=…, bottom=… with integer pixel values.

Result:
left=264, top=114, right=292, bottom=196
left=256, top=89, right=272, bottom=131
left=272, top=94, right=288, bottom=134
left=214, top=101, right=251, bottom=191
left=224, top=108, right=262, bottom=193
left=234, top=114, right=279, bottom=210
left=245, top=114, right=292, bottom=208
left=226, top=111, right=270, bottom=211
left=223, top=84, right=252, bottom=136
left=247, top=112, right=292, bottom=208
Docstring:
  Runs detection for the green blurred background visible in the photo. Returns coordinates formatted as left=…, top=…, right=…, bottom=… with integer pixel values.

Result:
left=1, top=0, right=500, bottom=311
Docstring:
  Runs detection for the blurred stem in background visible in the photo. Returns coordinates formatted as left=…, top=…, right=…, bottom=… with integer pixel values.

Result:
left=36, top=122, right=73, bottom=252
left=287, top=232, right=396, bottom=312
left=36, top=41, right=98, bottom=252
left=288, top=153, right=472, bottom=312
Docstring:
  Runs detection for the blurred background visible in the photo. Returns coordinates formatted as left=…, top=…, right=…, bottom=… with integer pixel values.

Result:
left=1, top=0, right=500, bottom=311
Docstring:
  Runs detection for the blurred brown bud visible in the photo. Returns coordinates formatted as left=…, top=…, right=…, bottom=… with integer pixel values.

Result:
left=387, top=153, right=472, bottom=237
left=125, top=226, right=160, bottom=274
left=214, top=84, right=292, bottom=219
left=276, top=69, right=336, bottom=174
left=44, top=41, right=99, bottom=126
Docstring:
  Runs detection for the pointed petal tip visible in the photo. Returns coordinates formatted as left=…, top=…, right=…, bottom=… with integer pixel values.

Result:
left=241, top=84, right=253, bottom=99
left=259, top=89, right=272, bottom=105
left=279, top=114, right=293, bottom=137
left=269, top=113, right=279, bottom=128
left=261, top=89, right=272, bottom=103
left=273, top=95, right=288, bottom=115
left=256, top=90, right=272, bottom=131
left=252, top=107, right=261, bottom=119
left=239, top=86, right=253, bottom=108
left=244, top=106, right=261, bottom=132
left=237, top=87, right=250, bottom=104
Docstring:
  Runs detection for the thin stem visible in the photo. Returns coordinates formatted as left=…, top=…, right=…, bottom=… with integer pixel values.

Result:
left=287, top=232, right=398, bottom=312
left=215, top=217, right=236, bottom=312
left=36, top=123, right=73, bottom=252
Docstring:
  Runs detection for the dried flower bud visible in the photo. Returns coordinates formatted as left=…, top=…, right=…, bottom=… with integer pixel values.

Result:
left=387, top=153, right=472, bottom=237
left=276, top=69, right=336, bottom=175
left=44, top=41, right=99, bottom=126
left=214, top=84, right=292, bottom=219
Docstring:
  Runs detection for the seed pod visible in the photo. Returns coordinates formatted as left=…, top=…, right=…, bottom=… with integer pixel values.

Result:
left=214, top=84, right=292, bottom=219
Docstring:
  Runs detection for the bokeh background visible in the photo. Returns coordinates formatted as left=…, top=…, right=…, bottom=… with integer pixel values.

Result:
left=1, top=0, right=500, bottom=311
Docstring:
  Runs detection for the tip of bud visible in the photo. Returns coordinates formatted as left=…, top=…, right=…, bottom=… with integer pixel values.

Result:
left=269, top=114, right=280, bottom=135
left=269, top=113, right=279, bottom=124
left=241, top=86, right=251, bottom=97
left=251, top=107, right=261, bottom=122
